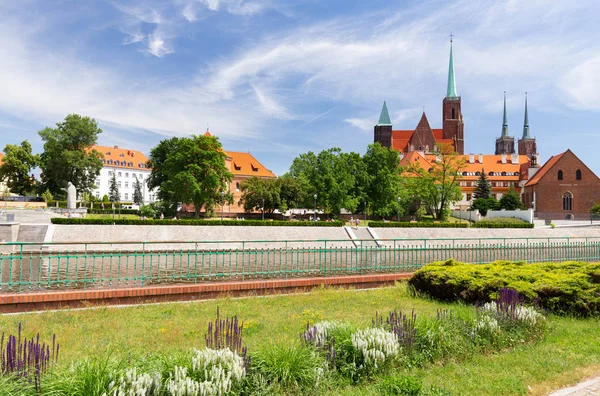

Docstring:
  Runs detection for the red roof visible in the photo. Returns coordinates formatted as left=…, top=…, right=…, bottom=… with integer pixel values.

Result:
left=91, top=145, right=150, bottom=170
left=524, top=152, right=566, bottom=187
left=391, top=129, right=455, bottom=152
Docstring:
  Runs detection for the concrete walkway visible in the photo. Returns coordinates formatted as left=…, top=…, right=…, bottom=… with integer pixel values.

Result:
left=549, top=376, right=600, bottom=395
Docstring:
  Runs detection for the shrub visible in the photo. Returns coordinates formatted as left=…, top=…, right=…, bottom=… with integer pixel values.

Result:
left=351, top=327, right=399, bottom=373
left=139, top=205, right=156, bottom=218
left=473, top=221, right=533, bottom=228
left=414, top=310, right=475, bottom=364
left=378, top=375, right=422, bottom=395
left=252, top=343, right=325, bottom=392
left=51, top=218, right=344, bottom=227
left=409, top=260, right=600, bottom=316
left=477, top=217, right=528, bottom=224
left=368, top=222, right=468, bottom=228
left=87, top=209, right=140, bottom=215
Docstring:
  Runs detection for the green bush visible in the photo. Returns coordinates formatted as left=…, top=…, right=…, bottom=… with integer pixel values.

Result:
left=252, top=343, right=325, bottom=392
left=51, top=218, right=344, bottom=227
left=473, top=218, right=533, bottom=228
left=368, top=222, right=468, bottom=228
left=409, top=260, right=600, bottom=316
left=478, top=217, right=528, bottom=224
left=378, top=375, right=422, bottom=395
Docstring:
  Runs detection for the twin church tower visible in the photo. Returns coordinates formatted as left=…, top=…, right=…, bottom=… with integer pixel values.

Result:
left=374, top=40, right=537, bottom=159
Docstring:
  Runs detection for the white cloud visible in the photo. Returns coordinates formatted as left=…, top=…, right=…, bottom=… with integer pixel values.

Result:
left=147, top=33, right=173, bottom=57
left=559, top=55, right=600, bottom=110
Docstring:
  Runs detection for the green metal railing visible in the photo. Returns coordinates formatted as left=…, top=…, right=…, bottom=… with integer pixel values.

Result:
left=1, top=237, right=599, bottom=292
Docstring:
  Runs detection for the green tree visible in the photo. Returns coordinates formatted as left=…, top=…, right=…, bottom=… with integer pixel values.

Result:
left=472, top=197, right=498, bottom=217
left=102, top=194, right=109, bottom=203
left=38, top=114, right=103, bottom=196
left=41, top=189, right=53, bottom=203
left=147, top=137, right=180, bottom=203
left=362, top=143, right=406, bottom=217
left=239, top=177, right=280, bottom=215
left=473, top=168, right=491, bottom=200
left=140, top=204, right=156, bottom=218
left=289, top=148, right=360, bottom=216
left=0, top=140, right=39, bottom=196
left=591, top=203, right=600, bottom=215
left=154, top=134, right=232, bottom=217
left=133, top=176, right=144, bottom=205
left=498, top=185, right=524, bottom=210
left=278, top=174, right=305, bottom=211
left=108, top=172, right=120, bottom=202
left=405, top=143, right=465, bottom=220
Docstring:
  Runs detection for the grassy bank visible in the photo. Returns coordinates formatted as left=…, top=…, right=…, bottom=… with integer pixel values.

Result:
left=1, top=285, right=598, bottom=395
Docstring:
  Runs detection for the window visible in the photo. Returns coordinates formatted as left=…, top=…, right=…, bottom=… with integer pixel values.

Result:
left=236, top=182, right=240, bottom=192
left=95, top=179, right=100, bottom=186
left=108, top=171, right=112, bottom=176
left=576, top=169, right=582, bottom=180
left=95, top=192, right=99, bottom=199
left=125, top=182, right=129, bottom=188
left=558, top=170, right=563, bottom=180
left=563, top=192, right=573, bottom=211
left=467, top=193, right=472, bottom=201
left=452, top=107, right=455, bottom=119
left=491, top=182, right=496, bottom=187
left=125, top=193, right=128, bottom=200
left=118, top=172, right=122, bottom=177
left=108, top=160, right=113, bottom=165
left=118, top=181, right=122, bottom=187
left=125, top=173, right=129, bottom=178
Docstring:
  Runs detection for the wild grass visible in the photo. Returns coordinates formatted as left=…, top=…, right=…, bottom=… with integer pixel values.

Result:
left=0, top=284, right=598, bottom=395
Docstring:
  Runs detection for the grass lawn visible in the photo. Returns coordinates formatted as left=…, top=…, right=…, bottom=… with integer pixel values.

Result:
left=2, top=285, right=599, bottom=395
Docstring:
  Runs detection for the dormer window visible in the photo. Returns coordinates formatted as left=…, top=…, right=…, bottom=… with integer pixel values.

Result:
left=251, top=164, right=259, bottom=172
left=234, top=163, right=241, bottom=171
left=107, top=160, right=113, bottom=165
left=120, top=153, right=124, bottom=157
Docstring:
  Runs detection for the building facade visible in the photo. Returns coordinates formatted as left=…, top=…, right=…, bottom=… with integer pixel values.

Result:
left=522, top=150, right=600, bottom=220
left=91, top=145, right=156, bottom=204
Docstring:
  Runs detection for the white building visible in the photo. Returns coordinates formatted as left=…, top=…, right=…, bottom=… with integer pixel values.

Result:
left=91, top=145, right=156, bottom=204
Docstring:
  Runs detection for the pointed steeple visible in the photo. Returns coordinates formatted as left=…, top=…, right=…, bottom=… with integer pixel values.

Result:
left=446, top=38, right=458, bottom=98
left=377, top=101, right=392, bottom=126
left=501, top=91, right=509, bottom=137
left=416, top=111, right=432, bottom=130
left=522, top=93, right=530, bottom=138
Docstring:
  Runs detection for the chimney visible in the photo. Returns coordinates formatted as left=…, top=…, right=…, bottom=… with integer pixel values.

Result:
left=114, top=145, right=119, bottom=149
left=478, top=154, right=483, bottom=163
left=501, top=153, right=507, bottom=164
left=511, top=153, right=519, bottom=164
left=528, top=166, right=540, bottom=179
left=469, top=154, right=474, bottom=164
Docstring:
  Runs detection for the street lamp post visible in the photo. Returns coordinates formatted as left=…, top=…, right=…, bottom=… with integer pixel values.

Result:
left=313, top=193, right=317, bottom=221
left=397, top=197, right=401, bottom=222
left=221, top=191, right=225, bottom=221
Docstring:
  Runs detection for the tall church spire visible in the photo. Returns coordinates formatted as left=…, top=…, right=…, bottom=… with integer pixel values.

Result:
left=522, top=92, right=530, bottom=138
left=377, top=101, right=392, bottom=126
left=501, top=91, right=509, bottom=137
left=446, top=37, right=458, bottom=98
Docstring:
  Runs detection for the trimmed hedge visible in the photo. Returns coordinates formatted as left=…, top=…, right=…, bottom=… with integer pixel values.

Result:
left=47, top=201, right=129, bottom=208
left=87, top=209, right=140, bottom=215
left=473, top=222, right=534, bottom=228
left=368, top=221, right=468, bottom=228
left=409, top=260, right=600, bottom=316
left=51, top=218, right=344, bottom=227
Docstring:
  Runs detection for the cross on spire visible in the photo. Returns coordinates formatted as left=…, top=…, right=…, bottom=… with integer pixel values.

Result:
left=449, top=33, right=453, bottom=43
left=446, top=38, right=458, bottom=98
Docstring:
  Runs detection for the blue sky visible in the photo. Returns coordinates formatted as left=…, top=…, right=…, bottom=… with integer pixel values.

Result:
left=1, top=0, right=599, bottom=176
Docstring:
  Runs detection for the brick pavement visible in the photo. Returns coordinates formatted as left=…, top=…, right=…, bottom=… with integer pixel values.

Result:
left=549, top=377, right=600, bottom=396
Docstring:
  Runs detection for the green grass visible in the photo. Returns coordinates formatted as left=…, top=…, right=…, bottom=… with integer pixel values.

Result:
left=1, top=285, right=599, bottom=395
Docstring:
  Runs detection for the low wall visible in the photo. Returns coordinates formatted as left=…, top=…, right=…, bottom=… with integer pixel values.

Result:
left=486, top=209, right=534, bottom=223
left=450, top=209, right=481, bottom=222
left=0, top=202, right=46, bottom=209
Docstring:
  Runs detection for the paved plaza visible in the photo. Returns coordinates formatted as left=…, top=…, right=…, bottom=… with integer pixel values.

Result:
left=549, top=376, right=600, bottom=395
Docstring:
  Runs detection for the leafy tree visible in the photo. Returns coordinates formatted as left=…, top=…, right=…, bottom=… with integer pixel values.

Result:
left=591, top=203, right=600, bottom=215
left=239, top=177, right=280, bottom=215
left=133, top=176, right=144, bottom=205
left=102, top=194, right=109, bottom=203
left=0, top=140, right=39, bottom=196
left=41, top=189, right=53, bottom=203
left=473, top=168, right=491, bottom=200
left=498, top=185, right=524, bottom=210
left=108, top=173, right=120, bottom=202
left=404, top=143, right=465, bottom=220
left=278, top=174, right=305, bottom=211
left=140, top=204, right=156, bottom=218
left=289, top=148, right=360, bottom=216
left=362, top=143, right=406, bottom=217
left=38, top=114, right=103, bottom=196
left=153, top=135, right=232, bottom=217
left=472, top=197, right=498, bottom=217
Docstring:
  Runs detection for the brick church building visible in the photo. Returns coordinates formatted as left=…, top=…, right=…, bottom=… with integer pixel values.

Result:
left=374, top=40, right=600, bottom=219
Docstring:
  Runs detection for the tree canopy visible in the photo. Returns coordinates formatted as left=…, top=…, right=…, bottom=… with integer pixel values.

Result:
left=473, top=168, right=492, bottom=200
left=38, top=114, right=103, bottom=196
left=498, top=185, right=525, bottom=210
left=404, top=143, right=465, bottom=220
left=0, top=140, right=39, bottom=196
left=151, top=135, right=232, bottom=217
left=238, top=177, right=281, bottom=214
left=362, top=143, right=406, bottom=217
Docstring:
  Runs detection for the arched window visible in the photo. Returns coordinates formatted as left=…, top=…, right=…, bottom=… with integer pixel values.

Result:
left=558, top=170, right=563, bottom=180
left=576, top=169, right=582, bottom=180
left=475, top=171, right=481, bottom=176
left=462, top=171, right=468, bottom=176
left=452, top=107, right=455, bottom=119
left=563, top=192, right=573, bottom=211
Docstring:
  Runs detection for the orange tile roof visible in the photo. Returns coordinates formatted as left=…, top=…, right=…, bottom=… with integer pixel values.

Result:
left=524, top=152, right=566, bottom=187
left=92, top=145, right=151, bottom=170
left=432, top=129, right=444, bottom=140
left=226, top=151, right=276, bottom=178
left=0, top=152, right=4, bottom=165
left=391, top=129, right=455, bottom=152
left=399, top=151, right=433, bottom=170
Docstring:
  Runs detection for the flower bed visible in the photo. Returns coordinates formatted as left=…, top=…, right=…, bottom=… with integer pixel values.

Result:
left=408, top=260, right=600, bottom=316
left=368, top=221, right=468, bottom=228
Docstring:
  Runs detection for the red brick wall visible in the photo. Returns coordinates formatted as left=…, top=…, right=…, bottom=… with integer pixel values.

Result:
left=524, top=151, right=600, bottom=220
left=442, top=97, right=464, bottom=154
